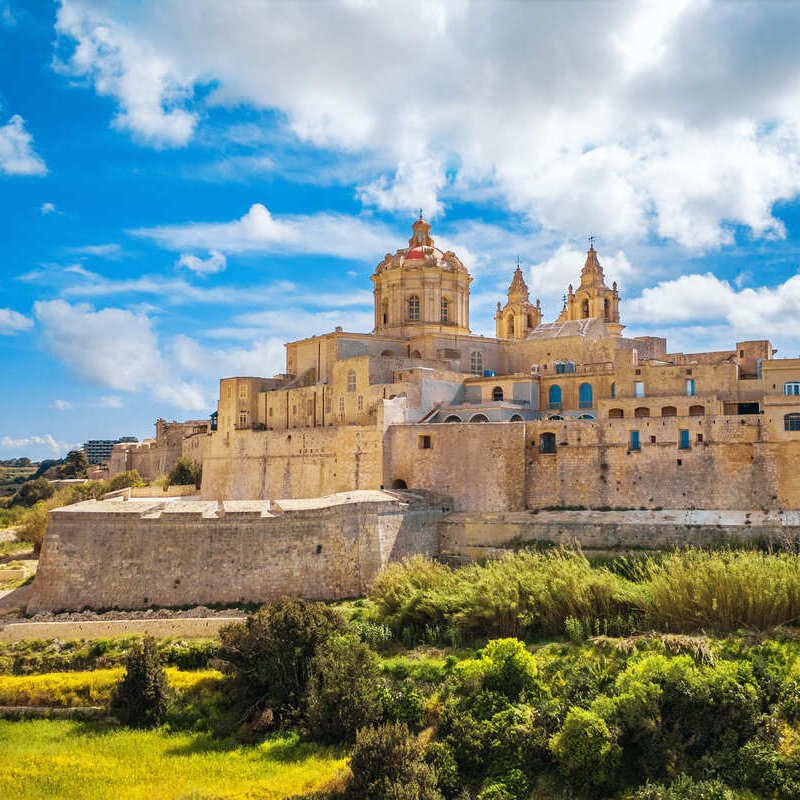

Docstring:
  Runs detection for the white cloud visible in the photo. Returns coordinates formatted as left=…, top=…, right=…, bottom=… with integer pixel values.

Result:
left=0, top=308, right=33, bottom=334
left=97, top=395, right=123, bottom=408
left=33, top=299, right=207, bottom=411
left=171, top=334, right=286, bottom=379
left=55, top=2, right=197, bottom=147
left=0, top=114, right=46, bottom=175
left=625, top=270, right=800, bottom=355
left=0, top=434, right=73, bottom=458
left=176, top=249, right=226, bottom=275
left=41, top=202, right=58, bottom=215
left=51, top=399, right=73, bottom=410
left=133, top=203, right=396, bottom=260
left=70, top=243, right=123, bottom=257
left=53, top=1, right=800, bottom=249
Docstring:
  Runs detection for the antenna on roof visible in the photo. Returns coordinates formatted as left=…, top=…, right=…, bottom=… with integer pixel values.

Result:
left=418, top=208, right=423, bottom=221
left=588, top=233, right=597, bottom=249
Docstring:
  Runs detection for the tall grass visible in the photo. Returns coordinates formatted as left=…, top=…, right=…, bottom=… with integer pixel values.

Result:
left=638, top=549, right=800, bottom=632
left=0, top=720, right=346, bottom=800
left=370, top=549, right=800, bottom=641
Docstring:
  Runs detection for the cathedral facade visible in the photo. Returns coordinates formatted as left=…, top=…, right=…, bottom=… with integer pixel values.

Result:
left=201, top=218, right=800, bottom=512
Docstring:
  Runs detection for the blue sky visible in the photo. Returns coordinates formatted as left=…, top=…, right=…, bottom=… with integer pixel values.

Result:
left=4, top=0, right=800, bottom=460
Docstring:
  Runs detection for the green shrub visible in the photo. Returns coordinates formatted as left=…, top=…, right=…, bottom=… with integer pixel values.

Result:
left=9, top=477, right=54, bottom=507
left=110, top=637, right=170, bottom=727
left=346, top=722, right=442, bottom=800
left=549, top=707, right=621, bottom=793
left=630, top=774, right=737, bottom=799
left=106, top=470, right=144, bottom=491
left=306, top=634, right=383, bottom=743
left=165, top=457, right=202, bottom=488
left=218, top=598, right=346, bottom=726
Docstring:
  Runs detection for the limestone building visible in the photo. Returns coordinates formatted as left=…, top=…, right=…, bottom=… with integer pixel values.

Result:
left=197, top=217, right=800, bottom=513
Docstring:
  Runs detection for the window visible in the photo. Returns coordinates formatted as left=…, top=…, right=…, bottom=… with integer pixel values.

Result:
left=441, top=297, right=449, bottom=322
left=470, top=351, right=483, bottom=375
left=689, top=405, right=705, bottom=416
left=338, top=397, right=344, bottom=416
left=418, top=435, right=432, bottom=449
left=238, top=411, right=248, bottom=428
left=306, top=399, right=313, bottom=416
left=679, top=429, right=690, bottom=450
left=408, top=295, right=420, bottom=320
left=470, top=414, right=489, bottom=423
left=686, top=368, right=693, bottom=375
left=510, top=414, right=523, bottom=422
left=227, top=386, right=232, bottom=400
left=686, top=378, right=696, bottom=396
left=634, top=407, right=650, bottom=418
left=444, top=415, right=462, bottom=423
left=492, top=386, right=504, bottom=401
left=579, top=382, right=593, bottom=409
left=634, top=381, right=645, bottom=398
left=697, top=433, right=704, bottom=443
left=269, top=407, right=273, bottom=417
left=609, top=408, right=624, bottom=418
left=661, top=406, right=677, bottom=417
left=630, top=431, right=640, bottom=451
left=325, top=395, right=332, bottom=414
left=382, top=300, right=389, bottom=326
left=357, top=395, right=364, bottom=411
left=611, top=382, right=616, bottom=399
left=555, top=361, right=576, bottom=374
left=604, top=297, right=611, bottom=321
left=650, top=435, right=657, bottom=444
left=786, top=414, right=800, bottom=432
left=507, top=315, right=514, bottom=336
left=239, top=383, right=248, bottom=399
left=548, top=384, right=562, bottom=409
left=347, top=370, right=356, bottom=392
left=540, top=432, right=557, bottom=453
left=581, top=299, right=589, bottom=318
left=785, top=382, right=800, bottom=396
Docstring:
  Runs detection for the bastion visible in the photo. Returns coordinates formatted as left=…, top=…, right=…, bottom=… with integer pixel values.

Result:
left=26, top=491, right=448, bottom=613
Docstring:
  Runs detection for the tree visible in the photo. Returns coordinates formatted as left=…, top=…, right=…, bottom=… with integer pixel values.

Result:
left=110, top=636, right=169, bottom=727
left=346, top=722, right=442, bottom=800
left=10, top=477, right=54, bottom=507
left=306, top=634, right=384, bottom=743
left=165, top=457, right=202, bottom=488
left=218, top=598, right=346, bottom=726
left=60, top=450, right=89, bottom=478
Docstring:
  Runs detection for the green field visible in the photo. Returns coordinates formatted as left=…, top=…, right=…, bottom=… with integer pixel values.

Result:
left=0, top=720, right=346, bottom=800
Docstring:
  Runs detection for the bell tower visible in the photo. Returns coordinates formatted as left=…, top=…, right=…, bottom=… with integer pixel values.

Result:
left=557, top=243, right=623, bottom=334
left=495, top=262, right=541, bottom=339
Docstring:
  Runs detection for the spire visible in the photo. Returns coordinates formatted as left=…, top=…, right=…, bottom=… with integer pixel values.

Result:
left=507, top=261, right=529, bottom=301
left=408, top=213, right=434, bottom=248
left=580, top=242, right=606, bottom=288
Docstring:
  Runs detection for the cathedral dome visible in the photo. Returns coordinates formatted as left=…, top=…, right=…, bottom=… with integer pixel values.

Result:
left=374, top=215, right=469, bottom=275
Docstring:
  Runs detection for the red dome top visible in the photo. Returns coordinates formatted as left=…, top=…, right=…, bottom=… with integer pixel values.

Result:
left=405, top=247, right=425, bottom=260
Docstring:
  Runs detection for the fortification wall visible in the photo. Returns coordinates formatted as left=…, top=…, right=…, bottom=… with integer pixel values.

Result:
left=440, top=509, right=800, bottom=562
left=386, top=415, right=795, bottom=512
left=200, top=426, right=383, bottom=500
left=27, top=492, right=446, bottom=613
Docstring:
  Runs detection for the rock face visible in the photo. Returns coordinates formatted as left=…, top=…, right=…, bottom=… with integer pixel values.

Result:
left=27, top=491, right=448, bottom=613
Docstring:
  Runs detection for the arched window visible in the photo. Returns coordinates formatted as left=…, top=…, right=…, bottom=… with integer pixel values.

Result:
left=581, top=299, right=590, bottom=318
left=347, top=370, right=356, bottom=392
left=381, top=349, right=394, bottom=356
left=661, top=406, right=677, bottom=417
left=579, top=382, right=593, bottom=409
left=548, top=384, right=562, bottom=409
left=510, top=414, right=523, bottom=422
left=443, top=415, right=462, bottom=423
left=527, top=313, right=536, bottom=329
left=689, top=405, right=705, bottom=416
left=610, top=382, right=616, bottom=399
left=604, top=297, right=611, bottom=321
left=411, top=350, right=422, bottom=359
left=408, top=295, right=420, bottom=320
left=392, top=478, right=408, bottom=489
left=540, top=432, right=557, bottom=453
left=507, top=315, right=514, bottom=336
left=492, top=386, right=504, bottom=401
left=382, top=300, right=389, bottom=326
left=440, top=297, right=449, bottom=322
left=609, top=408, right=624, bottom=418
left=785, top=413, right=800, bottom=431
left=470, top=413, right=489, bottom=423
left=470, top=351, right=483, bottom=375
left=634, top=407, right=650, bottom=418
left=785, top=383, right=800, bottom=396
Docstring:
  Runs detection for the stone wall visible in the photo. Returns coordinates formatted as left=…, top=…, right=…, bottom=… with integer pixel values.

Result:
left=27, top=491, right=446, bottom=613
left=440, top=509, right=800, bottom=562
left=200, top=425, right=384, bottom=500
left=386, top=415, right=794, bottom=512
